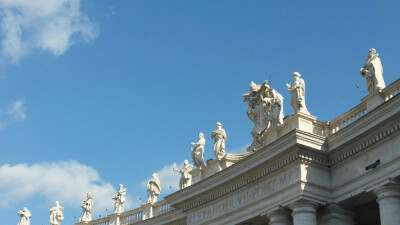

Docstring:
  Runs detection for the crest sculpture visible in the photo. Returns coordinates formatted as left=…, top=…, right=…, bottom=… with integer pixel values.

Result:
left=17, top=207, right=31, bottom=225
left=191, top=133, right=206, bottom=167
left=49, top=201, right=64, bottom=225
left=146, top=173, right=161, bottom=204
left=243, top=80, right=284, bottom=151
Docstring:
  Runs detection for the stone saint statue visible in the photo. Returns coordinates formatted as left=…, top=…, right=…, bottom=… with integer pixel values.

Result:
left=112, top=184, right=127, bottom=213
left=360, top=48, right=385, bottom=94
left=146, top=173, right=161, bottom=204
left=17, top=207, right=31, bottom=225
left=191, top=133, right=206, bottom=167
left=243, top=80, right=284, bottom=151
left=49, top=201, right=64, bottom=225
left=79, top=192, right=93, bottom=222
left=173, top=160, right=193, bottom=189
left=211, top=122, right=227, bottom=160
left=286, top=72, right=309, bottom=114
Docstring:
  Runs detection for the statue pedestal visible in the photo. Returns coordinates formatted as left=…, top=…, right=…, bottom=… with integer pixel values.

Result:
left=361, top=91, right=386, bottom=112
left=109, top=213, right=120, bottom=225
left=141, top=203, right=154, bottom=220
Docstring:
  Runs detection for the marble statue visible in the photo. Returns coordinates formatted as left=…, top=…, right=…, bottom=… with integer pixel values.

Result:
left=146, top=173, right=161, bottom=204
left=49, top=201, right=64, bottom=225
left=360, top=48, right=385, bottom=94
left=191, top=133, right=206, bottom=167
left=79, top=192, right=93, bottom=222
left=211, top=122, right=227, bottom=160
left=17, top=207, right=31, bottom=225
left=243, top=80, right=284, bottom=151
left=173, top=160, right=193, bottom=189
left=112, top=184, right=127, bottom=213
left=286, top=72, right=309, bottom=114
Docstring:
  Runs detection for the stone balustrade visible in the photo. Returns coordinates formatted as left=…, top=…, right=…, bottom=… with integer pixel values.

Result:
left=329, top=102, right=367, bottom=134
left=120, top=208, right=143, bottom=225
left=383, top=77, right=400, bottom=101
left=153, top=200, right=172, bottom=217
left=82, top=217, right=110, bottom=225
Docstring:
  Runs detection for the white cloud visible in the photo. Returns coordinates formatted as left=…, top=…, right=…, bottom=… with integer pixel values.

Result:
left=226, top=143, right=250, bottom=154
left=0, top=0, right=99, bottom=63
left=0, top=98, right=26, bottom=129
left=0, top=160, right=138, bottom=211
left=141, top=163, right=182, bottom=196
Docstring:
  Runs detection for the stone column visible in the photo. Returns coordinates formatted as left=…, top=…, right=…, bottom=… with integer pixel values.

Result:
left=109, top=213, right=120, bottom=225
left=266, top=208, right=293, bottom=225
left=289, top=200, right=318, bottom=225
left=374, top=184, right=400, bottom=225
left=317, top=203, right=354, bottom=225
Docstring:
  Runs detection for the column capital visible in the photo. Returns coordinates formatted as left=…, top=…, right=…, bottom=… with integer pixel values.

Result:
left=289, top=200, right=319, bottom=216
left=266, top=208, right=292, bottom=224
left=373, top=184, right=400, bottom=202
left=318, top=203, right=355, bottom=225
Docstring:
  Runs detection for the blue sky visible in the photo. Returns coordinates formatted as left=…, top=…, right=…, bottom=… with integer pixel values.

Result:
left=1, top=0, right=400, bottom=224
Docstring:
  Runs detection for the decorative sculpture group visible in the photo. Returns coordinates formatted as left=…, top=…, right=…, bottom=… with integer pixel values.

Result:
left=146, top=173, right=161, bottom=204
left=243, top=80, right=284, bottom=151
left=16, top=48, right=388, bottom=225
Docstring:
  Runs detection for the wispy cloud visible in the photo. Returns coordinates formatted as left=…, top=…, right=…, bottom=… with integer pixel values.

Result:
left=226, top=143, right=250, bottom=154
left=0, top=0, right=99, bottom=64
left=141, top=163, right=182, bottom=197
left=0, top=160, right=139, bottom=211
left=0, top=98, right=26, bottom=129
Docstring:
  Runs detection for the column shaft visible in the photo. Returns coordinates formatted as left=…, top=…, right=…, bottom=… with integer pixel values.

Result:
left=374, top=185, right=400, bottom=225
left=266, top=208, right=292, bottom=225
left=289, top=201, right=318, bottom=225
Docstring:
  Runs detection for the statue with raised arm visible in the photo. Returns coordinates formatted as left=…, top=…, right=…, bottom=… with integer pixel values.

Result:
left=49, top=201, right=64, bottom=225
left=79, top=192, right=93, bottom=222
left=17, top=207, right=31, bottom=225
left=112, top=184, right=127, bottom=213
left=191, top=133, right=206, bottom=167
left=173, top=160, right=193, bottom=189
left=211, top=122, right=227, bottom=160
left=146, top=173, right=161, bottom=204
left=360, top=48, right=385, bottom=94
left=286, top=72, right=309, bottom=114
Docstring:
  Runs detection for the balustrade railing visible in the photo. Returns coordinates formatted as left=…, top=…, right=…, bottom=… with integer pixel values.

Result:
left=383, top=78, right=400, bottom=101
left=153, top=200, right=172, bottom=217
left=86, top=217, right=110, bottom=225
left=330, top=102, right=367, bottom=134
left=120, top=209, right=144, bottom=225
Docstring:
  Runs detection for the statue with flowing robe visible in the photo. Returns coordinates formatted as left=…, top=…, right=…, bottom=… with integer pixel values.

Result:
left=191, top=133, right=206, bottom=167
left=360, top=48, right=385, bottom=94
left=18, top=207, right=31, bottom=225
left=49, top=201, right=64, bottom=225
left=211, top=122, right=227, bottom=160
left=286, top=72, right=309, bottom=114
left=146, top=173, right=161, bottom=204
left=173, top=160, right=193, bottom=189
left=80, top=192, right=93, bottom=222
left=112, top=184, right=127, bottom=213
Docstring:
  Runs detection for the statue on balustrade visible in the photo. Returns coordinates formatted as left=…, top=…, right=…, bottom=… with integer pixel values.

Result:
left=243, top=80, right=284, bottom=151
left=360, top=48, right=385, bottom=94
left=211, top=122, right=227, bottom=160
left=79, top=192, right=93, bottom=222
left=286, top=72, right=309, bottom=114
left=191, top=132, right=206, bottom=167
left=112, top=184, right=127, bottom=213
left=17, top=207, right=31, bottom=225
left=49, top=201, right=64, bottom=225
left=173, top=160, right=193, bottom=189
left=146, top=173, right=161, bottom=204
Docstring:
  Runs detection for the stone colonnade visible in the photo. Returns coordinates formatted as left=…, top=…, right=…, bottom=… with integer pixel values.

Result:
left=265, top=184, right=400, bottom=225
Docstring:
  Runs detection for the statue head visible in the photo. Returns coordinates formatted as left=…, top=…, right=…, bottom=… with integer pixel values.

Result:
left=184, top=159, right=189, bottom=165
left=152, top=173, right=157, bottom=178
left=55, top=201, right=59, bottom=206
left=87, top=192, right=93, bottom=198
left=198, top=132, right=204, bottom=138
left=249, top=81, right=259, bottom=93
left=118, top=184, right=123, bottom=190
left=368, top=48, right=377, bottom=58
left=23, top=207, right=27, bottom=211
left=216, top=122, right=222, bottom=128
left=292, top=72, right=301, bottom=79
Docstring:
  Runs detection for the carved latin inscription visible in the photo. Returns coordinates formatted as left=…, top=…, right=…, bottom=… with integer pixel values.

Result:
left=187, top=166, right=300, bottom=225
